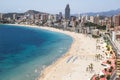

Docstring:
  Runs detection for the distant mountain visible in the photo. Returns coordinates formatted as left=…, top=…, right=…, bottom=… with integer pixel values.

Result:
left=80, top=8, right=120, bottom=16
left=3, top=13, right=24, bottom=19
left=24, top=10, right=47, bottom=15
left=2, top=8, right=120, bottom=19
left=2, top=10, right=49, bottom=19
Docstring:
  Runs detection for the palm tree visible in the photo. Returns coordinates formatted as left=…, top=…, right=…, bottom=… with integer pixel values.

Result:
left=95, top=76, right=100, bottom=80
left=106, top=74, right=111, bottom=80
left=104, top=68, right=107, bottom=72
left=100, top=75, right=105, bottom=78
left=90, top=63, right=93, bottom=71
left=107, top=60, right=111, bottom=65
left=110, top=51, right=113, bottom=54
left=95, top=54, right=99, bottom=60
left=98, top=54, right=101, bottom=60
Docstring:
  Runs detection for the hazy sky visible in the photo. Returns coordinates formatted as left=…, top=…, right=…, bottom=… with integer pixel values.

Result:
left=0, top=0, right=120, bottom=14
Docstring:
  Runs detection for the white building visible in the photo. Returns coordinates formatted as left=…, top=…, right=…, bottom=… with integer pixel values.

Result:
left=59, top=12, right=62, bottom=20
left=0, top=13, right=3, bottom=20
left=53, top=14, right=59, bottom=22
left=89, top=16, right=94, bottom=23
left=92, top=29, right=100, bottom=36
left=112, top=31, right=116, bottom=42
left=13, top=14, right=17, bottom=20
left=85, top=15, right=89, bottom=21
left=78, top=14, right=82, bottom=20
left=40, top=14, right=48, bottom=21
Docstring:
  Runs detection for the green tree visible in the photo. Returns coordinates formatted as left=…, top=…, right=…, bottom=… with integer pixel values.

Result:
left=106, top=74, right=111, bottom=80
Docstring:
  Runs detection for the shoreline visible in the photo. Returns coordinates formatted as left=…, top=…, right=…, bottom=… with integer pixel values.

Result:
left=6, top=24, right=105, bottom=80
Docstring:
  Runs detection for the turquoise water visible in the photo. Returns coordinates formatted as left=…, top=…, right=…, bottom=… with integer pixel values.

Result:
left=0, top=24, right=72, bottom=80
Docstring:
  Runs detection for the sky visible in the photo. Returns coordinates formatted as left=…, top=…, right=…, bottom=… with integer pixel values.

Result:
left=0, top=0, right=120, bottom=14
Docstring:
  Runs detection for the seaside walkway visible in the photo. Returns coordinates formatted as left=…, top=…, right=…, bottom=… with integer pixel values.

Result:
left=103, top=34, right=120, bottom=80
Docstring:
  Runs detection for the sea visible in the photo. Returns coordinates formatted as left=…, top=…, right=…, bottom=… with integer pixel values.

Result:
left=0, top=24, right=72, bottom=80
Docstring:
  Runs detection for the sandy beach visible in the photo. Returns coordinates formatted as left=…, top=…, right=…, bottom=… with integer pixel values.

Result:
left=35, top=26, right=106, bottom=80
left=8, top=24, right=106, bottom=80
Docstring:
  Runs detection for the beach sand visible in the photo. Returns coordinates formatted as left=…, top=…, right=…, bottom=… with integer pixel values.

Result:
left=35, top=26, right=105, bottom=80
left=8, top=24, right=106, bottom=80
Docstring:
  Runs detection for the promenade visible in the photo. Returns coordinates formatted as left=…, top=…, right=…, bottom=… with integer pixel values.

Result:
left=104, top=34, right=120, bottom=80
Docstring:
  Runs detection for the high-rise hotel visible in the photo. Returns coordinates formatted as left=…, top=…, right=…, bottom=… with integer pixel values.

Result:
left=65, top=4, right=70, bottom=20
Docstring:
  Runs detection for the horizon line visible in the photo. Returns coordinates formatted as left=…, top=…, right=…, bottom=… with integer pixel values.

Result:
left=0, top=8, right=120, bottom=14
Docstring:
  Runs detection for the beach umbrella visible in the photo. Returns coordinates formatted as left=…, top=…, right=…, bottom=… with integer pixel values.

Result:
left=103, top=64, right=110, bottom=68
left=99, top=71, right=104, bottom=75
